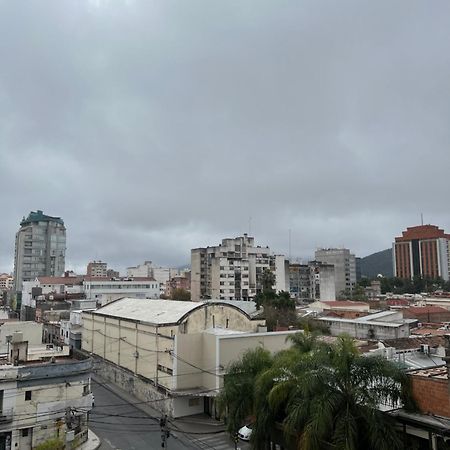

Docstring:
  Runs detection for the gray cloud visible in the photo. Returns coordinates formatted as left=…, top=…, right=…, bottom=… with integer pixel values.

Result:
left=1, top=0, right=450, bottom=273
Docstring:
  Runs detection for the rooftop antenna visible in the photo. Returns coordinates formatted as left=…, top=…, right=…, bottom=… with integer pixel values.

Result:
left=288, top=229, right=292, bottom=261
left=421, top=213, right=424, bottom=226
left=248, top=216, right=252, bottom=235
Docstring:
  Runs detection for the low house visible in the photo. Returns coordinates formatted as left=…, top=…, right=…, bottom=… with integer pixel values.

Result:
left=319, top=310, right=416, bottom=340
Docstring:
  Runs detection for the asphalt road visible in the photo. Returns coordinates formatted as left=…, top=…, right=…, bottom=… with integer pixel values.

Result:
left=90, top=379, right=194, bottom=450
left=90, top=378, right=251, bottom=450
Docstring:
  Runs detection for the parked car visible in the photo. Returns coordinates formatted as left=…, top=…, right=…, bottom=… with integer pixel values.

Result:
left=238, top=423, right=253, bottom=441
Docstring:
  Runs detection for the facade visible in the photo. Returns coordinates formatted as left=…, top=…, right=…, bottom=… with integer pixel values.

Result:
left=289, top=261, right=336, bottom=301
left=165, top=274, right=191, bottom=297
left=0, top=275, right=13, bottom=292
left=21, top=275, right=159, bottom=309
left=86, top=261, right=107, bottom=277
left=319, top=310, right=414, bottom=340
left=127, top=261, right=175, bottom=296
left=308, top=300, right=370, bottom=314
left=82, top=297, right=295, bottom=418
left=13, top=211, right=66, bottom=293
left=191, top=234, right=288, bottom=301
left=315, top=248, right=356, bottom=297
left=0, top=347, right=92, bottom=449
left=393, top=225, right=450, bottom=280
left=83, top=276, right=159, bottom=305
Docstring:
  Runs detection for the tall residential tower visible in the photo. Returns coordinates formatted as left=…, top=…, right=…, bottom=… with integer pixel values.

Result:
left=13, top=210, right=66, bottom=292
left=191, top=234, right=288, bottom=301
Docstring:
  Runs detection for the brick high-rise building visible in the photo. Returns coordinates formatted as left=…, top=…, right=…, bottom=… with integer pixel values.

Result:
left=393, top=225, right=450, bottom=280
left=87, top=261, right=107, bottom=277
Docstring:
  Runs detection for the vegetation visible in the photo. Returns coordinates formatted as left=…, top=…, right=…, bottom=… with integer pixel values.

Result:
left=170, top=288, right=191, bottom=301
left=379, top=275, right=450, bottom=294
left=218, top=333, right=414, bottom=450
left=35, top=438, right=64, bottom=450
left=253, top=269, right=297, bottom=331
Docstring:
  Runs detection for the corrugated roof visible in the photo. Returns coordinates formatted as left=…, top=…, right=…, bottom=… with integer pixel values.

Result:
left=91, top=298, right=256, bottom=325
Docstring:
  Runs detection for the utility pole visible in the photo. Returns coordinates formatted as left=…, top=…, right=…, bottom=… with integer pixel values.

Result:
left=160, top=414, right=170, bottom=448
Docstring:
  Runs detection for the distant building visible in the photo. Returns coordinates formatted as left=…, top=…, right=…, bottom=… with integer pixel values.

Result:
left=289, top=261, right=336, bottom=301
left=13, top=211, right=66, bottom=293
left=106, top=268, right=120, bottom=278
left=87, top=261, right=107, bottom=277
left=315, top=248, right=356, bottom=297
left=318, top=310, right=415, bottom=340
left=0, top=274, right=13, bottom=292
left=191, top=234, right=288, bottom=301
left=393, top=225, right=450, bottom=280
left=165, top=274, right=191, bottom=298
left=127, top=261, right=175, bottom=296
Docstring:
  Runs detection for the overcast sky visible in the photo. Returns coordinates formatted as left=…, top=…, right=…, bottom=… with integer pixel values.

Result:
left=1, top=0, right=449, bottom=274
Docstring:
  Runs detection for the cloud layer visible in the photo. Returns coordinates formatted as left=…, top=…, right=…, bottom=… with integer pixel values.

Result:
left=1, top=0, right=449, bottom=273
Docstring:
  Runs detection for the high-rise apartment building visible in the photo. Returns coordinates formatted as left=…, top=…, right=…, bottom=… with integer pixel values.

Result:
left=87, top=261, right=107, bottom=277
left=191, top=234, right=288, bottom=301
left=393, top=225, right=450, bottom=280
left=13, top=211, right=66, bottom=292
left=315, top=248, right=356, bottom=297
left=289, top=261, right=336, bottom=301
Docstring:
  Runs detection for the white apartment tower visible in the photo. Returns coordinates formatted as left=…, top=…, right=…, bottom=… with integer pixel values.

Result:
left=315, top=248, right=356, bottom=298
left=191, top=234, right=288, bottom=301
left=13, top=211, right=66, bottom=293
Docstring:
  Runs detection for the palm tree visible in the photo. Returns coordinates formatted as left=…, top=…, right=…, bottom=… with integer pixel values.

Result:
left=268, top=335, right=412, bottom=450
left=217, top=347, right=273, bottom=437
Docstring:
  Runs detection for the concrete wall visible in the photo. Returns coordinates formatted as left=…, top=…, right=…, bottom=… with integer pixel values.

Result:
left=320, top=318, right=410, bottom=340
left=0, top=321, right=43, bottom=353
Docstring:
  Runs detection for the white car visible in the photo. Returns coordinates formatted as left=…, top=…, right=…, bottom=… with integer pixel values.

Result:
left=238, top=423, right=253, bottom=441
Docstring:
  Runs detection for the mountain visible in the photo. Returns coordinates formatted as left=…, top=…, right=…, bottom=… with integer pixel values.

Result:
left=359, top=248, right=393, bottom=278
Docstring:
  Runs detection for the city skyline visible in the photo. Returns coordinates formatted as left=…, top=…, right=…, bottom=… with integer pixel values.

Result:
left=1, top=1, right=450, bottom=274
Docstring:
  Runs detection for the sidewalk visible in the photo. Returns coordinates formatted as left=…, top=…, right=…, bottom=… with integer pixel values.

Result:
left=79, top=429, right=101, bottom=450
left=92, top=374, right=226, bottom=434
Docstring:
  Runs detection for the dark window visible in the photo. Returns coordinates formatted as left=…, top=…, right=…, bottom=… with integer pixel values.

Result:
left=25, top=391, right=32, bottom=401
left=22, top=428, right=29, bottom=437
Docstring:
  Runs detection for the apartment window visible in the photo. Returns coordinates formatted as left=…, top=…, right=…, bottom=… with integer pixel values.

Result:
left=25, top=391, right=32, bottom=401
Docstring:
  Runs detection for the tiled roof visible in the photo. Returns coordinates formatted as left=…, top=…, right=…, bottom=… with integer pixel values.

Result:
left=405, top=306, right=449, bottom=314
left=382, top=336, right=446, bottom=350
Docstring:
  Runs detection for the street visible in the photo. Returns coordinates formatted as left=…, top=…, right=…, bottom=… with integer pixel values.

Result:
left=90, top=378, right=250, bottom=450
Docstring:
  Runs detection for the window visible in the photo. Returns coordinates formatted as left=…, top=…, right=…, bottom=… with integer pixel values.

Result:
left=188, top=398, right=200, bottom=407
left=25, top=391, right=32, bottom=401
left=21, top=428, right=29, bottom=437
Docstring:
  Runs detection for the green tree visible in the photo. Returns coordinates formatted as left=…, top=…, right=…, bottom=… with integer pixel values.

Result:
left=267, top=335, right=413, bottom=450
left=217, top=347, right=273, bottom=437
left=170, top=288, right=191, bottom=301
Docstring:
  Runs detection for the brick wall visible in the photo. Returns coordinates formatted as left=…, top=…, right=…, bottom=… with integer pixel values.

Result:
left=411, top=376, right=450, bottom=417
